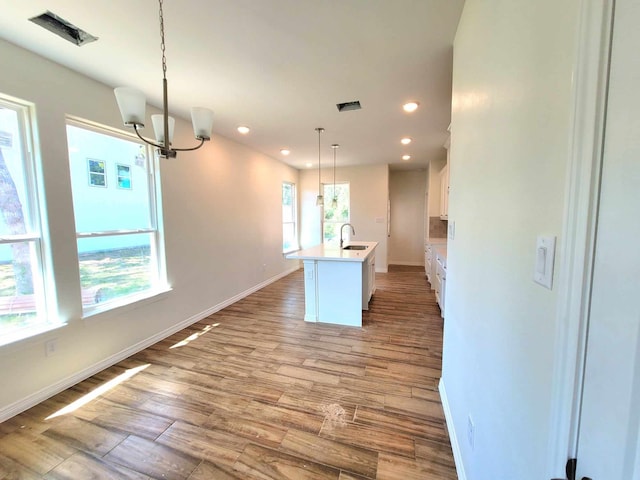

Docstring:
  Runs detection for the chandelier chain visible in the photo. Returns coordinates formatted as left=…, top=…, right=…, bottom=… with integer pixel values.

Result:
left=159, top=0, right=167, bottom=79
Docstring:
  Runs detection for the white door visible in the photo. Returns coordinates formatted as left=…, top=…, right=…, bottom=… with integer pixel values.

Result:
left=575, top=0, right=640, bottom=478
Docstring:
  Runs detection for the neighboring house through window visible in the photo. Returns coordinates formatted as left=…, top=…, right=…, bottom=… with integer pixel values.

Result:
left=66, top=119, right=166, bottom=313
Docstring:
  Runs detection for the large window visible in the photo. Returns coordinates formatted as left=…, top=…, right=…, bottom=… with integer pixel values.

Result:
left=66, top=120, right=165, bottom=313
left=323, top=182, right=350, bottom=246
left=0, top=97, right=48, bottom=340
left=282, top=182, right=297, bottom=253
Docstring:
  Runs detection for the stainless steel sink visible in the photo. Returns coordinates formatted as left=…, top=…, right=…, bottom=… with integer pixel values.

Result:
left=343, top=245, right=367, bottom=250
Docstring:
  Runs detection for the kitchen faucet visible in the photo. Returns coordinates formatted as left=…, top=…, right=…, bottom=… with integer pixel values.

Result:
left=340, top=223, right=355, bottom=249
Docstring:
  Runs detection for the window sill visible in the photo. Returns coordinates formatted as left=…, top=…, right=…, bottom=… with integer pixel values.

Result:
left=82, top=286, right=172, bottom=323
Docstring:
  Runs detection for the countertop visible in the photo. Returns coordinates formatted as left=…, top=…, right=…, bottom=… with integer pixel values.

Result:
left=286, top=242, right=378, bottom=263
left=426, top=237, right=448, bottom=245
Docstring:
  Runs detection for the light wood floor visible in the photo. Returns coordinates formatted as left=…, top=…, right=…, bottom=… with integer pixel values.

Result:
left=0, top=266, right=457, bottom=479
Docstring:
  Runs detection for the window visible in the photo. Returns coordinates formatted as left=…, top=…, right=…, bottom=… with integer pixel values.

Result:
left=67, top=119, right=165, bottom=313
left=0, top=96, right=48, bottom=341
left=282, top=182, right=297, bottom=253
left=116, top=164, right=132, bottom=189
left=323, top=182, right=350, bottom=246
left=87, top=159, right=107, bottom=187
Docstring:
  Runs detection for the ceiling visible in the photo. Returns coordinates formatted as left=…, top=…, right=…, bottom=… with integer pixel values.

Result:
left=0, top=0, right=464, bottom=171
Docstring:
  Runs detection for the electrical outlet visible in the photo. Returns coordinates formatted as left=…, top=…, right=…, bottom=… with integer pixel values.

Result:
left=448, top=220, right=456, bottom=240
left=467, top=414, right=475, bottom=450
left=45, top=339, right=57, bottom=357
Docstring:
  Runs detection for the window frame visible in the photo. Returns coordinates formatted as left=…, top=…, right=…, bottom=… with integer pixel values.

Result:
left=87, top=158, right=107, bottom=187
left=0, top=94, right=50, bottom=345
left=322, top=181, right=350, bottom=246
left=116, top=163, right=132, bottom=190
left=282, top=181, right=298, bottom=254
left=66, top=117, right=166, bottom=316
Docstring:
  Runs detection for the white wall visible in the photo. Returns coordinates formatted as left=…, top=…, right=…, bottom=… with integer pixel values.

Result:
left=0, top=38, right=299, bottom=418
left=388, top=169, right=426, bottom=265
left=300, top=164, right=389, bottom=272
left=440, top=1, right=580, bottom=479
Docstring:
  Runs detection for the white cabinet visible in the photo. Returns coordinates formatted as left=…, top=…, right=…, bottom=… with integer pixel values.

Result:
left=425, top=239, right=446, bottom=288
left=289, top=242, right=378, bottom=327
left=439, top=163, right=449, bottom=220
left=363, top=251, right=376, bottom=308
left=434, top=246, right=447, bottom=318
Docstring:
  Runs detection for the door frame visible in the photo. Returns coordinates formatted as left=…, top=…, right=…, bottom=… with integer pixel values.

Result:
left=545, top=0, right=615, bottom=477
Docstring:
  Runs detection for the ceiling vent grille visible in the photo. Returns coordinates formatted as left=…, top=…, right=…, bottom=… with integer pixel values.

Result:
left=336, top=101, right=362, bottom=112
left=29, top=11, right=98, bottom=46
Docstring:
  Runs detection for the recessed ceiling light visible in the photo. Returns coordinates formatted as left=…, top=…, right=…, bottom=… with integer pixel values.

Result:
left=403, top=102, right=419, bottom=112
left=306, top=162, right=313, bottom=168
left=401, top=137, right=412, bottom=145
left=237, top=126, right=250, bottom=134
left=402, top=155, right=411, bottom=160
left=280, top=149, right=291, bottom=156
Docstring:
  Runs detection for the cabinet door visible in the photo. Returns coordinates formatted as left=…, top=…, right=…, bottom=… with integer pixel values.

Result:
left=439, top=164, right=449, bottom=219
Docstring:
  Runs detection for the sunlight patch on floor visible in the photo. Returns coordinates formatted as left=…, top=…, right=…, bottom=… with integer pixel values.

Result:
left=45, top=364, right=150, bottom=420
left=169, top=323, right=220, bottom=349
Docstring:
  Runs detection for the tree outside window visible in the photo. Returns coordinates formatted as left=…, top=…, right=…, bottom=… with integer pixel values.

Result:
left=282, top=182, right=297, bottom=253
left=323, top=183, right=349, bottom=246
left=0, top=97, right=47, bottom=340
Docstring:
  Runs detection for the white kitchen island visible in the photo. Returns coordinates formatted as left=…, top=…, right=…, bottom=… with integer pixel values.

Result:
left=286, top=242, right=378, bottom=327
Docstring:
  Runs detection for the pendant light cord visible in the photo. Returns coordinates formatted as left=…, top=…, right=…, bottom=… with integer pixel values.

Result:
left=315, top=128, right=324, bottom=195
left=318, top=129, right=321, bottom=193
left=330, top=144, right=339, bottom=208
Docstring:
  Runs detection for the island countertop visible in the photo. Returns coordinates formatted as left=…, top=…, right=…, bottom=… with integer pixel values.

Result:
left=286, top=242, right=378, bottom=262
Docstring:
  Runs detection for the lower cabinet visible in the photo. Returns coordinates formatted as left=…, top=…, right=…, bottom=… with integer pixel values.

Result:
left=425, top=240, right=446, bottom=289
left=363, top=252, right=376, bottom=308
left=434, top=248, right=447, bottom=318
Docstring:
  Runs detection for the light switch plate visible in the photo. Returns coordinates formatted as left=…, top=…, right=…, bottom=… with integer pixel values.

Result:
left=448, top=221, right=455, bottom=240
left=534, top=235, right=556, bottom=289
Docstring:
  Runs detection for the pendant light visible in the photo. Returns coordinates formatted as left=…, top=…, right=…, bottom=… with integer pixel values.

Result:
left=331, top=144, right=339, bottom=208
left=114, top=0, right=214, bottom=158
left=315, top=127, right=325, bottom=206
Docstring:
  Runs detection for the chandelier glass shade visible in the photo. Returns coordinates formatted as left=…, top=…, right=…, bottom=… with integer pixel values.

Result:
left=114, top=0, right=214, bottom=158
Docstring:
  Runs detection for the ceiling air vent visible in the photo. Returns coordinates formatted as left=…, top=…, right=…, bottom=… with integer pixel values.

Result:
left=336, top=101, right=362, bottom=112
left=29, top=11, right=98, bottom=46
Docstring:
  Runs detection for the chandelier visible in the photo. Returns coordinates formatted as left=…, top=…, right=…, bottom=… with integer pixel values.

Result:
left=113, top=0, right=214, bottom=158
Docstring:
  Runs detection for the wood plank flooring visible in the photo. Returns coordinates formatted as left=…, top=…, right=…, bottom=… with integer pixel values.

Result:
left=0, top=266, right=457, bottom=479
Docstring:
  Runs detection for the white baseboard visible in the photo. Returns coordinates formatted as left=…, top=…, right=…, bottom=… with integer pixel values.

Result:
left=439, top=377, right=467, bottom=480
left=0, top=266, right=300, bottom=423
left=388, top=261, right=425, bottom=267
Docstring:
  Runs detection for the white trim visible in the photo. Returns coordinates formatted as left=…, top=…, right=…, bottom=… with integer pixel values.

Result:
left=387, top=261, right=425, bottom=267
left=439, top=377, right=467, bottom=480
left=545, top=0, right=614, bottom=476
left=0, top=266, right=300, bottom=423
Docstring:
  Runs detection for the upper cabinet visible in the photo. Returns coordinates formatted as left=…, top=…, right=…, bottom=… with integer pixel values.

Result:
left=439, top=163, right=449, bottom=220
left=440, top=132, right=451, bottom=220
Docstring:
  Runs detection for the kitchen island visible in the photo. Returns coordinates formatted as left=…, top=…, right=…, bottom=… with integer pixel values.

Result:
left=286, top=242, right=377, bottom=327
